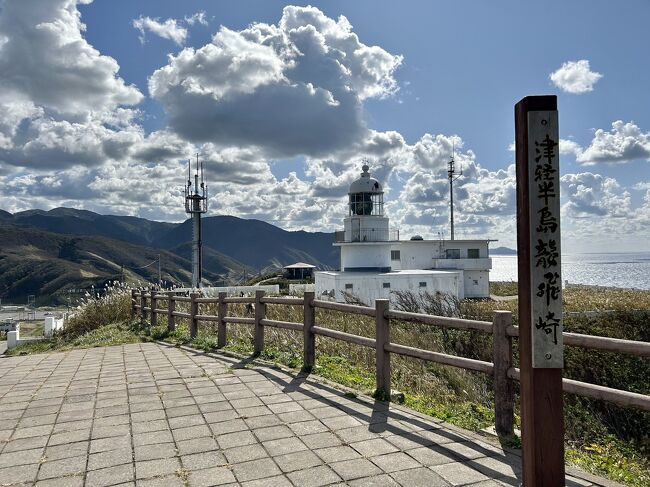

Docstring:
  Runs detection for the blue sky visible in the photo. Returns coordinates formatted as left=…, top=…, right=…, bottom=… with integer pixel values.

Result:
left=78, top=0, right=650, bottom=174
left=0, top=0, right=649, bottom=252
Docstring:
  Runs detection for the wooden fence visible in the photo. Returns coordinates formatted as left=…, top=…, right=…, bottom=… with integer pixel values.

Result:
left=132, top=289, right=650, bottom=436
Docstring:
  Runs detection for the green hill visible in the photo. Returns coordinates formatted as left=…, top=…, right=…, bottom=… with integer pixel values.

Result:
left=0, top=223, right=224, bottom=305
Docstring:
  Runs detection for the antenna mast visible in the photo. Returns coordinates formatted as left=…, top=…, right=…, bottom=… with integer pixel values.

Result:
left=184, top=153, right=208, bottom=288
left=447, top=140, right=462, bottom=241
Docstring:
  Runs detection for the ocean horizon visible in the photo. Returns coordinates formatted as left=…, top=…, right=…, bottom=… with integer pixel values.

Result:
left=490, top=251, right=650, bottom=290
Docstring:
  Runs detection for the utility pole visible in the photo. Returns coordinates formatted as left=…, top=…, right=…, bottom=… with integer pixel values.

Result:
left=447, top=142, right=462, bottom=241
left=158, top=254, right=161, bottom=287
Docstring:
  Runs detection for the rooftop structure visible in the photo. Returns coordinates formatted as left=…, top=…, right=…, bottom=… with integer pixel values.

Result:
left=283, top=262, right=317, bottom=280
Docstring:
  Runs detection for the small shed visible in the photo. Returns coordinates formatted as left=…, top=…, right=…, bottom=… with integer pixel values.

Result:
left=283, top=262, right=316, bottom=280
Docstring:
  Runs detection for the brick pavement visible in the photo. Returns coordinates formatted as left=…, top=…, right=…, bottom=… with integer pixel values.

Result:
left=0, top=343, right=612, bottom=486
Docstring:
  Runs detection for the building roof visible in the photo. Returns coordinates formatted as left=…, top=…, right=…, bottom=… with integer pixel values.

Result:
left=315, top=269, right=462, bottom=278
left=283, top=262, right=317, bottom=269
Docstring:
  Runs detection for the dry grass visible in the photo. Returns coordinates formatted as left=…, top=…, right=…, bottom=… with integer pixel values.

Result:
left=63, top=281, right=133, bottom=339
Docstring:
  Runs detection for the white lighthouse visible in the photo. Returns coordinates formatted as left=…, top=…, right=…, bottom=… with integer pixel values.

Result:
left=315, top=164, right=493, bottom=305
left=339, top=164, right=392, bottom=272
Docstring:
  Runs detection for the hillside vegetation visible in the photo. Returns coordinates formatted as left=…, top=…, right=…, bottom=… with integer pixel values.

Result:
left=0, top=223, right=224, bottom=304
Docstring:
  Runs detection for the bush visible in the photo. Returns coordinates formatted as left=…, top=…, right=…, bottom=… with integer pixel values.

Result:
left=63, top=281, right=133, bottom=339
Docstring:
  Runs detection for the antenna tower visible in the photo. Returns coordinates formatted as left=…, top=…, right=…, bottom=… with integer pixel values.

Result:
left=447, top=140, right=462, bottom=241
left=184, top=153, right=208, bottom=288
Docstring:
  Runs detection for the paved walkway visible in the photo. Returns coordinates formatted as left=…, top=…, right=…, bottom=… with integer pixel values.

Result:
left=0, top=343, right=611, bottom=487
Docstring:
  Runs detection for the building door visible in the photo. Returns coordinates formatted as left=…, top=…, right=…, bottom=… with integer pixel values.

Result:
left=351, top=218, right=360, bottom=242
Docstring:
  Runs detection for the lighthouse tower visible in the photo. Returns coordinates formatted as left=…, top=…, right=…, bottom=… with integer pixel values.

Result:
left=184, top=154, right=208, bottom=289
left=337, top=164, right=393, bottom=272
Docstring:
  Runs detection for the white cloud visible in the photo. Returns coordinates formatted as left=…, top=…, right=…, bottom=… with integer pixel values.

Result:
left=184, top=11, right=208, bottom=26
left=149, top=5, right=402, bottom=158
left=577, top=120, right=650, bottom=165
left=0, top=0, right=143, bottom=116
left=0, top=109, right=143, bottom=169
left=559, top=139, right=582, bottom=157
left=561, top=172, right=630, bottom=218
left=133, top=15, right=188, bottom=46
left=0, top=0, right=144, bottom=170
left=633, top=182, right=650, bottom=191
left=460, top=164, right=516, bottom=217
left=550, top=60, right=602, bottom=94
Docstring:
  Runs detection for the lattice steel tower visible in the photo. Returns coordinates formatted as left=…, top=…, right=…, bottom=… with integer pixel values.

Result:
left=184, top=154, right=208, bottom=288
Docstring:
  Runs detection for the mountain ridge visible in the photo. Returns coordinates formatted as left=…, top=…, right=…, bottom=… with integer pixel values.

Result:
left=489, top=246, right=517, bottom=255
left=0, top=207, right=339, bottom=302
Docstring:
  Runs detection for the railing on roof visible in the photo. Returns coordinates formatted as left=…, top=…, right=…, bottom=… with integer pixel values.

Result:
left=334, top=228, right=400, bottom=243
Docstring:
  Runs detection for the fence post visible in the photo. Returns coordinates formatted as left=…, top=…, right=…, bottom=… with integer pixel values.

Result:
left=303, top=291, right=316, bottom=371
left=150, top=288, right=157, bottom=328
left=493, top=310, right=514, bottom=436
left=140, top=290, right=146, bottom=323
left=254, top=290, right=266, bottom=356
left=189, top=292, right=199, bottom=339
left=217, top=292, right=227, bottom=348
left=167, top=291, right=176, bottom=332
left=375, top=299, right=391, bottom=397
left=130, top=289, right=136, bottom=318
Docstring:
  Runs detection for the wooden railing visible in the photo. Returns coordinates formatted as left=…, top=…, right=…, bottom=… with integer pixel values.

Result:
left=131, top=289, right=650, bottom=437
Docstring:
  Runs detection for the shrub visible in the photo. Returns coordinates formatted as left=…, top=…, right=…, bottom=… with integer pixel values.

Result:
left=63, top=281, right=133, bottom=339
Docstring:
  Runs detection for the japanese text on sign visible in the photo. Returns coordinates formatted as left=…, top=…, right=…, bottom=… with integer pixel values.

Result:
left=528, top=111, right=563, bottom=368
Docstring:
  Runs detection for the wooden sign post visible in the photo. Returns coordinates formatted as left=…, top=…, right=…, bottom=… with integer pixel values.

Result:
left=515, top=95, right=565, bottom=485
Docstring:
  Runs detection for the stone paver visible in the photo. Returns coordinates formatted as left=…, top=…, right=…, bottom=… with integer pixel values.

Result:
left=0, top=342, right=614, bottom=486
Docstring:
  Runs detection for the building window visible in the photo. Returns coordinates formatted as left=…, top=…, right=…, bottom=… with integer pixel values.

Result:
left=391, top=250, right=400, bottom=260
left=445, top=249, right=460, bottom=259
left=345, top=283, right=353, bottom=290
left=468, top=248, right=480, bottom=259
left=419, top=282, right=427, bottom=288
left=383, top=282, right=390, bottom=289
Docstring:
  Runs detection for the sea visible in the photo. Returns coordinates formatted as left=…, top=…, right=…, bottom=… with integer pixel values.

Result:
left=490, top=252, right=650, bottom=290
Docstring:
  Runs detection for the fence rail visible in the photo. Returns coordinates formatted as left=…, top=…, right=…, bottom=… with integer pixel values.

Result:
left=507, top=368, right=650, bottom=411
left=506, top=325, right=650, bottom=357
left=131, top=288, right=650, bottom=437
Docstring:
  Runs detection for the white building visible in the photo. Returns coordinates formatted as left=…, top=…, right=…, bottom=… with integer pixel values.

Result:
left=390, top=239, right=492, bottom=298
left=315, top=165, right=492, bottom=305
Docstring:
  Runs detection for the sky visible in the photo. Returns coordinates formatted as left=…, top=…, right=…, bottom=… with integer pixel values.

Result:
left=0, top=0, right=649, bottom=253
